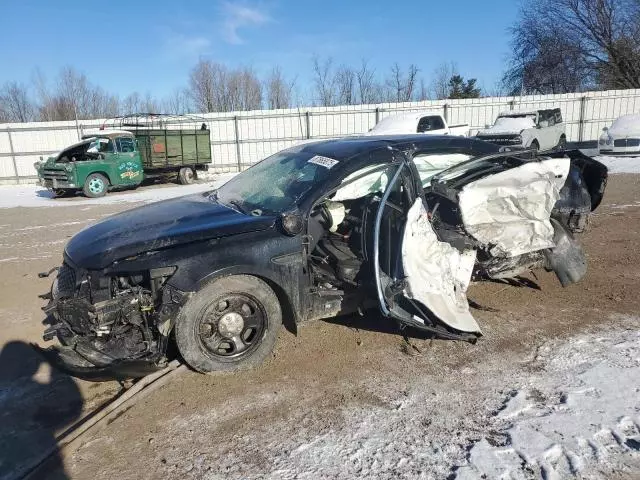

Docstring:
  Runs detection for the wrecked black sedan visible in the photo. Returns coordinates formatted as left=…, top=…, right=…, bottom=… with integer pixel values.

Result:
left=39, top=135, right=607, bottom=377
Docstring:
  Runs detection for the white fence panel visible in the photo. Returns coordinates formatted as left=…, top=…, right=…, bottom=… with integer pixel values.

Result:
left=1, top=88, right=639, bottom=182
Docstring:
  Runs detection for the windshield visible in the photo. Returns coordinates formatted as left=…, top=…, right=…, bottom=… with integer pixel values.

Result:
left=213, top=147, right=338, bottom=215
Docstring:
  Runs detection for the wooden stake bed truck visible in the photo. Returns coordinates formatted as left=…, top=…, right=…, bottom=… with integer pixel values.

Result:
left=35, top=115, right=212, bottom=198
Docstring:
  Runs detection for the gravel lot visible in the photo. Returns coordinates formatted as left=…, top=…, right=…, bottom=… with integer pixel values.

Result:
left=0, top=173, right=638, bottom=480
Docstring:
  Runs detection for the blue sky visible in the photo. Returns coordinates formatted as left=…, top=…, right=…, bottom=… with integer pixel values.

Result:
left=0, top=0, right=520, bottom=100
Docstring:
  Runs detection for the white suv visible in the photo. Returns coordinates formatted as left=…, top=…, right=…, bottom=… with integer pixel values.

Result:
left=476, top=108, right=566, bottom=152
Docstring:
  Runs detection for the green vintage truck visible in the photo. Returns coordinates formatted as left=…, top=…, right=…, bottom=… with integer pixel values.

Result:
left=35, top=116, right=212, bottom=198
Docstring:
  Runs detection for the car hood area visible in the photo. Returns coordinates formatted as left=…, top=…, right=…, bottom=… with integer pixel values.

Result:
left=65, top=193, right=276, bottom=269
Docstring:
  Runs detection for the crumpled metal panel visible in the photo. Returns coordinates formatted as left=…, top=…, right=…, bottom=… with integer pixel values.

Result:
left=458, top=158, right=570, bottom=258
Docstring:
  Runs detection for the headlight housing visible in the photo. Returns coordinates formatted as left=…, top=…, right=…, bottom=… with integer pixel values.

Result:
left=279, top=211, right=303, bottom=236
left=65, top=164, right=74, bottom=172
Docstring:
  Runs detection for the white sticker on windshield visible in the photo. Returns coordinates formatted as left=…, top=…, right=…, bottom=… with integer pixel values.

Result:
left=308, top=155, right=339, bottom=169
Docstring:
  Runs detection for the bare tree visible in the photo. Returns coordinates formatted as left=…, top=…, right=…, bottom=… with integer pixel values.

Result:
left=312, top=55, right=336, bottom=106
left=356, top=59, right=377, bottom=104
left=385, top=63, right=419, bottom=102
left=0, top=82, right=34, bottom=123
left=121, top=92, right=142, bottom=114
left=163, top=88, right=192, bottom=115
left=188, top=59, right=219, bottom=112
left=429, top=62, right=458, bottom=99
left=416, top=78, right=429, bottom=101
left=335, top=65, right=356, bottom=105
left=230, top=67, right=262, bottom=111
left=188, top=60, right=262, bottom=112
left=386, top=63, right=404, bottom=102
left=405, top=64, right=419, bottom=101
left=504, top=0, right=640, bottom=93
left=265, top=66, right=295, bottom=109
left=32, top=67, right=120, bottom=120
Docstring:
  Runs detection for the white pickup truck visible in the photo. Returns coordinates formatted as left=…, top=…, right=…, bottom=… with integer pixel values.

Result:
left=367, top=112, right=470, bottom=136
left=476, top=109, right=566, bottom=152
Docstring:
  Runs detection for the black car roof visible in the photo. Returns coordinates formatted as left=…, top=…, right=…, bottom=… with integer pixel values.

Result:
left=298, top=134, right=498, bottom=160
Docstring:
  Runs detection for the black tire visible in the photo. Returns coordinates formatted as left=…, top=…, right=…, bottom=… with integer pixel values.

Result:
left=83, top=173, right=108, bottom=198
left=556, top=135, right=567, bottom=151
left=50, top=188, right=75, bottom=198
left=178, top=167, right=195, bottom=185
left=174, top=275, right=282, bottom=373
left=530, top=140, right=540, bottom=152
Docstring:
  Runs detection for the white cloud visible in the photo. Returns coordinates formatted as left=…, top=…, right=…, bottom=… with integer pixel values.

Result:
left=164, top=33, right=212, bottom=59
left=220, top=1, right=270, bottom=45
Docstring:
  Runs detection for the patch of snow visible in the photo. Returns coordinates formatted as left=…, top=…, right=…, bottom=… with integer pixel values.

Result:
left=595, top=155, right=640, bottom=174
left=607, top=114, right=640, bottom=138
left=478, top=115, right=536, bottom=136
left=145, top=317, right=640, bottom=480
left=0, top=173, right=237, bottom=209
left=459, top=324, right=640, bottom=479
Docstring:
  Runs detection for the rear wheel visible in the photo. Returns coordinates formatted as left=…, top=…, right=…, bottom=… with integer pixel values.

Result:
left=556, top=135, right=567, bottom=151
left=530, top=140, right=540, bottom=152
left=83, top=173, right=108, bottom=198
left=178, top=167, right=195, bottom=185
left=174, top=275, right=282, bottom=373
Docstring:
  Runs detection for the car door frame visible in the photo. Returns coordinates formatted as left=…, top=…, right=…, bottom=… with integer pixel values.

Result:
left=369, top=152, right=481, bottom=342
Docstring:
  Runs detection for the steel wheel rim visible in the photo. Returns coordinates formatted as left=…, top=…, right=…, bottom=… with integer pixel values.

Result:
left=185, top=169, right=194, bottom=182
left=196, top=293, right=267, bottom=359
left=89, top=177, right=104, bottom=194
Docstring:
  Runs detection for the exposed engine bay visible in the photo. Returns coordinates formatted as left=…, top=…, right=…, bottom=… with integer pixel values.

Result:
left=42, top=263, right=185, bottom=376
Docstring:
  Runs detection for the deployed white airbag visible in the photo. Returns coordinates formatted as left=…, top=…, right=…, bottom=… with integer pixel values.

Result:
left=331, top=165, right=388, bottom=202
left=402, top=199, right=480, bottom=333
left=458, top=158, right=570, bottom=257
left=413, top=153, right=472, bottom=186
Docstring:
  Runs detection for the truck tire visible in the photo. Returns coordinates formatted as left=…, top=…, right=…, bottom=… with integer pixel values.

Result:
left=178, top=167, right=195, bottom=185
left=556, top=135, right=567, bottom=151
left=175, top=275, right=282, bottom=373
left=83, top=173, right=108, bottom=198
left=530, top=140, right=540, bottom=152
left=51, top=188, right=75, bottom=198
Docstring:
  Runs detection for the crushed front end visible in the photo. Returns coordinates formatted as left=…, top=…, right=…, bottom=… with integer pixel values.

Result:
left=39, top=257, right=189, bottom=379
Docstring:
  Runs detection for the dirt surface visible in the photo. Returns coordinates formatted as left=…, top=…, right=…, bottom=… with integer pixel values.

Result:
left=0, top=175, right=638, bottom=479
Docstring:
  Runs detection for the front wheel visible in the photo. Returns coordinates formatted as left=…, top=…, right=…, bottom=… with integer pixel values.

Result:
left=83, top=173, right=108, bottom=198
left=174, top=275, right=282, bottom=373
left=178, top=167, right=195, bottom=185
left=556, top=136, right=567, bottom=151
left=50, top=188, right=75, bottom=198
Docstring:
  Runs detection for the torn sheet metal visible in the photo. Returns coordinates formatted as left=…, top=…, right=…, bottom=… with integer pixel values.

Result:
left=458, top=158, right=570, bottom=257
left=402, top=199, right=480, bottom=333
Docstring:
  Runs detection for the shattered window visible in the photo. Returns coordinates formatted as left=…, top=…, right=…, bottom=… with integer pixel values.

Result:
left=214, top=148, right=335, bottom=215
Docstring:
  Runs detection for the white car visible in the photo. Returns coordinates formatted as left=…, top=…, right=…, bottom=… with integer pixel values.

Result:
left=476, top=109, right=566, bottom=152
left=598, top=114, right=640, bottom=155
left=368, top=112, right=469, bottom=137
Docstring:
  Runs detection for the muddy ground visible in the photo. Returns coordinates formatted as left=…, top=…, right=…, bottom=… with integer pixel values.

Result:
left=0, top=174, right=638, bottom=479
